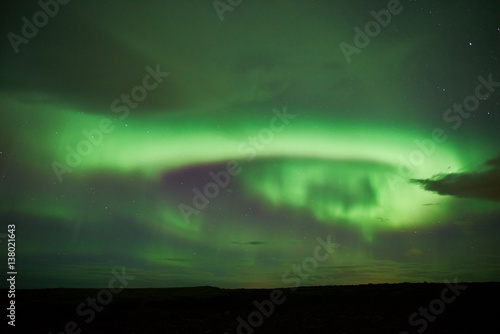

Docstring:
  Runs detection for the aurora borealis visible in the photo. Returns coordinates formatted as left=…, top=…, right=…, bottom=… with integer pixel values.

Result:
left=0, top=0, right=499, bottom=289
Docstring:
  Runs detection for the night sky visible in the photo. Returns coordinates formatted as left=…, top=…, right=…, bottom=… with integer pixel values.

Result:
left=0, top=0, right=499, bottom=289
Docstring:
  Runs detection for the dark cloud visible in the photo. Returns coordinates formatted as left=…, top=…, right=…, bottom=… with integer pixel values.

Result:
left=411, top=155, right=500, bottom=202
left=231, top=241, right=266, bottom=246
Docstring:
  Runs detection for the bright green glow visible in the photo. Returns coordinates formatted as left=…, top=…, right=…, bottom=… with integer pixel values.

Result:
left=33, top=107, right=467, bottom=244
left=240, top=159, right=451, bottom=242
left=6, top=104, right=478, bottom=244
left=39, top=107, right=467, bottom=179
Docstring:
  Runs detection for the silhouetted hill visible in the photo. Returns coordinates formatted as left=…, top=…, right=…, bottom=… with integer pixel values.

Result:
left=2, top=282, right=498, bottom=333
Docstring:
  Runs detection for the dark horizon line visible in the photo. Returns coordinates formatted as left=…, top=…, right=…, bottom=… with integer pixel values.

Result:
left=3, top=281, right=499, bottom=291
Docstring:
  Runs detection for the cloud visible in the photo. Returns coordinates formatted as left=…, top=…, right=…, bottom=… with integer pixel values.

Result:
left=231, top=241, right=266, bottom=246
left=411, top=155, right=500, bottom=202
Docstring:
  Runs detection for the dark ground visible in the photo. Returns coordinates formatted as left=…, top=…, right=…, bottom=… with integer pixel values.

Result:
left=2, top=282, right=499, bottom=333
